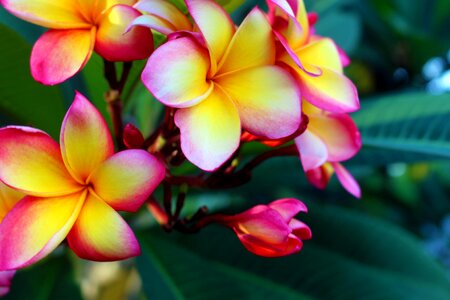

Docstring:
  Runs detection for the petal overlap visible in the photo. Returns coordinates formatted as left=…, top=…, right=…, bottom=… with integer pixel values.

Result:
left=216, top=66, right=301, bottom=139
left=142, top=37, right=212, bottom=108
left=95, top=4, right=153, bottom=61
left=218, top=8, right=275, bottom=74
left=186, top=0, right=235, bottom=66
left=89, top=150, right=165, bottom=212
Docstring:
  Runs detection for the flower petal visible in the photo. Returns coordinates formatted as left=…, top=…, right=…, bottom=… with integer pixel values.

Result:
left=61, top=92, right=115, bottom=183
left=134, top=0, right=191, bottom=33
left=1, top=0, right=89, bottom=29
left=67, top=193, right=141, bottom=261
left=268, top=198, right=308, bottom=222
left=295, top=130, right=328, bottom=171
left=186, top=0, right=235, bottom=66
left=299, top=67, right=359, bottom=113
left=218, top=8, right=275, bottom=74
left=95, top=4, right=153, bottom=61
left=332, top=162, right=361, bottom=198
left=89, top=150, right=165, bottom=212
left=142, top=36, right=213, bottom=108
left=31, top=28, right=95, bottom=85
left=308, top=113, right=361, bottom=162
left=175, top=87, right=240, bottom=171
left=129, top=14, right=176, bottom=35
left=237, top=233, right=302, bottom=257
left=0, top=182, right=23, bottom=223
left=295, top=38, right=343, bottom=73
left=235, top=207, right=291, bottom=244
left=305, top=163, right=334, bottom=190
left=0, top=192, right=85, bottom=270
left=0, top=127, right=81, bottom=197
left=216, top=66, right=301, bottom=139
left=268, top=0, right=308, bottom=50
left=289, top=219, right=312, bottom=240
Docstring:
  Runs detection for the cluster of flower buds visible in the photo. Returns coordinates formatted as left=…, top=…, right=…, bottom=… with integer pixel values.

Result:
left=0, top=0, right=362, bottom=292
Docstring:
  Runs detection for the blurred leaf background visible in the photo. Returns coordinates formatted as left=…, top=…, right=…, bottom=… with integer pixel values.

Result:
left=1, top=0, right=450, bottom=299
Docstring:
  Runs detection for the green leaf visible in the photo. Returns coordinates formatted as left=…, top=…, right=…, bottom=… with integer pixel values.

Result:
left=0, top=24, right=65, bottom=138
left=80, top=53, right=112, bottom=129
left=315, top=10, right=362, bottom=54
left=353, top=92, right=450, bottom=165
left=137, top=232, right=312, bottom=300
left=216, top=0, right=246, bottom=13
left=4, top=254, right=82, bottom=300
left=138, top=204, right=450, bottom=300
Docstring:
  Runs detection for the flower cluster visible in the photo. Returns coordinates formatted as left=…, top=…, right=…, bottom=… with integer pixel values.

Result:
left=0, top=0, right=362, bottom=294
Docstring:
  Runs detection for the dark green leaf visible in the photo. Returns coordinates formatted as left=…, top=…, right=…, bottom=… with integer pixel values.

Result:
left=5, top=254, right=82, bottom=300
left=137, top=232, right=312, bottom=300
left=138, top=203, right=450, bottom=300
left=353, top=92, right=450, bottom=165
left=0, top=24, right=65, bottom=138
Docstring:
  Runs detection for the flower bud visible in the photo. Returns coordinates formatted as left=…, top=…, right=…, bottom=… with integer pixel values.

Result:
left=220, top=199, right=311, bottom=257
left=123, top=123, right=145, bottom=149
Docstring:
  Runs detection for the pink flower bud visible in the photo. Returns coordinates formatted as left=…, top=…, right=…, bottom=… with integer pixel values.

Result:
left=0, top=270, right=15, bottom=297
left=123, top=123, right=145, bottom=149
left=220, top=199, right=311, bottom=257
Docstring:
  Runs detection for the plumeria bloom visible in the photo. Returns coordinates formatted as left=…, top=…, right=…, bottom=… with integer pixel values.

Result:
left=0, top=0, right=153, bottom=85
left=142, top=0, right=302, bottom=171
left=0, top=92, right=165, bottom=270
left=295, top=102, right=362, bottom=197
left=268, top=0, right=359, bottom=113
left=218, top=198, right=311, bottom=257
left=131, top=0, right=193, bottom=35
left=0, top=182, right=23, bottom=297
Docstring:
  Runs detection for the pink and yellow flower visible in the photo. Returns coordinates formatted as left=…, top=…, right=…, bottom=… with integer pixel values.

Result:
left=0, top=92, right=165, bottom=270
left=131, top=0, right=193, bottom=35
left=219, top=198, right=311, bottom=257
left=0, top=0, right=153, bottom=85
left=141, top=0, right=302, bottom=171
left=268, top=0, right=359, bottom=113
left=295, top=102, right=362, bottom=197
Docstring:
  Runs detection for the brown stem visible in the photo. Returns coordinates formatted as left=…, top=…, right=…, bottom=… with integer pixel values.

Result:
left=103, top=60, right=133, bottom=150
left=163, top=181, right=173, bottom=223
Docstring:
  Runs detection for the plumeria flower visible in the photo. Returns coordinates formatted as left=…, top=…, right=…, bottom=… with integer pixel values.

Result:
left=131, top=0, right=193, bottom=35
left=0, top=92, right=165, bottom=270
left=0, top=0, right=153, bottom=85
left=0, top=182, right=23, bottom=296
left=218, top=198, right=311, bottom=257
left=295, top=102, right=362, bottom=197
left=142, top=0, right=302, bottom=171
left=267, top=0, right=359, bottom=113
